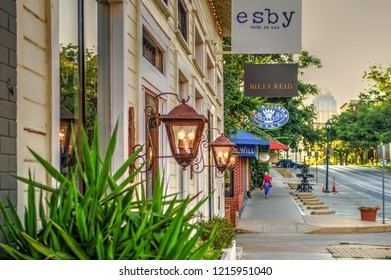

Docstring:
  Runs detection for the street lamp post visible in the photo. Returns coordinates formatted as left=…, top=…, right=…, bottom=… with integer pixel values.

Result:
left=325, top=120, right=332, bottom=193
left=381, top=143, right=385, bottom=224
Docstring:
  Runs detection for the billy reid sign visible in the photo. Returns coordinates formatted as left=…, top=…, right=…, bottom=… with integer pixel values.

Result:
left=231, top=0, right=302, bottom=54
left=244, top=64, right=298, bottom=97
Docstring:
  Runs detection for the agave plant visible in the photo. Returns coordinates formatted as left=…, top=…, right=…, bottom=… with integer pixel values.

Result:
left=0, top=121, right=217, bottom=260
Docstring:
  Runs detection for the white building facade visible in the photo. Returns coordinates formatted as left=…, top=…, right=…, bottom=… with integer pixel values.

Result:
left=0, top=0, right=227, bottom=236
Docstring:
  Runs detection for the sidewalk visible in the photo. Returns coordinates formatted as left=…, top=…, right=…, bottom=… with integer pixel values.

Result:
left=238, top=167, right=391, bottom=234
left=235, top=167, right=391, bottom=259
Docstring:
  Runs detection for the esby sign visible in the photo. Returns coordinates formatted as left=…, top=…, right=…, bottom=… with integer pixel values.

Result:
left=232, top=0, right=302, bottom=54
left=244, top=64, right=298, bottom=97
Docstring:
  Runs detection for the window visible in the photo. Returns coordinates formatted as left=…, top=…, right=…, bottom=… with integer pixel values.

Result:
left=194, top=26, right=205, bottom=73
left=224, top=171, right=234, bottom=197
left=207, top=54, right=215, bottom=91
left=143, top=29, right=164, bottom=73
left=59, top=0, right=98, bottom=184
left=178, top=69, right=189, bottom=100
left=178, top=0, right=188, bottom=41
left=217, top=75, right=222, bottom=101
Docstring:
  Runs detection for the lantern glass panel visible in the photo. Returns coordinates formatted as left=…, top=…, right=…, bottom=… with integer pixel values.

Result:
left=214, top=147, right=231, bottom=165
left=228, top=149, right=239, bottom=170
left=211, top=146, right=234, bottom=172
left=172, top=125, right=197, bottom=154
left=163, top=120, right=205, bottom=169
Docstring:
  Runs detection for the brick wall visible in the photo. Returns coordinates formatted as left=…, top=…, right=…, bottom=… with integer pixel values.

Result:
left=0, top=0, right=17, bottom=242
left=225, top=197, right=236, bottom=227
left=225, top=157, right=247, bottom=227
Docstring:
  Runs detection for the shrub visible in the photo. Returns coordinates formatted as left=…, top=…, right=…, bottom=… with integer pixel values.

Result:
left=198, top=216, right=236, bottom=252
left=251, top=161, right=269, bottom=188
left=0, top=121, right=217, bottom=260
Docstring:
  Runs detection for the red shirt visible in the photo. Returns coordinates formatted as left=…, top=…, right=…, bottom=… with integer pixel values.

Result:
left=263, top=175, right=272, bottom=183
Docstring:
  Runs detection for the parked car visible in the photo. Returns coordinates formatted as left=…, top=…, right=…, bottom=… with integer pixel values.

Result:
left=276, top=159, right=303, bottom=169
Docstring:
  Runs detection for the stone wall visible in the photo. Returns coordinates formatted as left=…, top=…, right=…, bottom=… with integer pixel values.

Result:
left=0, top=0, right=17, bottom=242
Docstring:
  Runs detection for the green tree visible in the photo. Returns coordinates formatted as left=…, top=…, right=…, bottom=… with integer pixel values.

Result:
left=361, top=64, right=391, bottom=143
left=332, top=64, right=391, bottom=165
left=362, top=64, right=391, bottom=102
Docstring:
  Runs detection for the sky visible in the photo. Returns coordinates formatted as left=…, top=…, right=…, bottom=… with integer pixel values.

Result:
left=301, top=0, right=391, bottom=109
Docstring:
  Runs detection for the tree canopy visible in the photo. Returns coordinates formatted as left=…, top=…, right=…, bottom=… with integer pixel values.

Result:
left=331, top=64, right=391, bottom=165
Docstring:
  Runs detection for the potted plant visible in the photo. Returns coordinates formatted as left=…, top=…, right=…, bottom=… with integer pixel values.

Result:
left=358, top=206, right=380, bottom=221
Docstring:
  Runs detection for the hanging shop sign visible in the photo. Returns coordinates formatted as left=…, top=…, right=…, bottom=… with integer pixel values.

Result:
left=253, top=105, right=289, bottom=129
left=258, top=153, right=278, bottom=163
left=236, top=144, right=258, bottom=159
left=231, top=0, right=302, bottom=54
left=244, top=64, right=298, bottom=97
left=259, top=153, right=270, bottom=162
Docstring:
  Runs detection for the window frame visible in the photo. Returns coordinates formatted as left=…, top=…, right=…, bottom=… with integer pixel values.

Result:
left=142, top=28, right=164, bottom=74
left=177, top=0, right=188, bottom=42
left=193, top=20, right=206, bottom=76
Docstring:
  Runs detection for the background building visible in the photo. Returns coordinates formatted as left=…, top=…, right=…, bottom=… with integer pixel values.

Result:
left=340, top=99, right=359, bottom=113
left=313, top=91, right=338, bottom=126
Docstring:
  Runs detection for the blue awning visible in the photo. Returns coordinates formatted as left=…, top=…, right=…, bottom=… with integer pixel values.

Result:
left=236, top=144, right=259, bottom=159
left=230, top=130, right=269, bottom=146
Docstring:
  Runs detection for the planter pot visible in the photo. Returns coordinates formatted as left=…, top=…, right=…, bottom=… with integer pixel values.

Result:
left=359, top=208, right=378, bottom=221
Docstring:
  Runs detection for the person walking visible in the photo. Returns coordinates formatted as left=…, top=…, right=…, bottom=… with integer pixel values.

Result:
left=261, top=171, right=272, bottom=199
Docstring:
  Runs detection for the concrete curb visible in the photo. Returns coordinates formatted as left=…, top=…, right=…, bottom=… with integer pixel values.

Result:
left=305, top=225, right=391, bottom=234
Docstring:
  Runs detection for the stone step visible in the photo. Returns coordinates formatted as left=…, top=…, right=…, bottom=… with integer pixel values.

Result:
left=307, top=205, right=329, bottom=210
left=300, top=198, right=317, bottom=202
left=295, top=193, right=313, bottom=197
left=295, top=195, right=316, bottom=198
left=310, top=211, right=336, bottom=215
left=295, top=197, right=316, bottom=201
left=303, top=201, right=324, bottom=205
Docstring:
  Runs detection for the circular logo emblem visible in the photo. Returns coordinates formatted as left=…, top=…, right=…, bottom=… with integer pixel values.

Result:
left=259, top=153, right=270, bottom=162
left=252, top=105, right=289, bottom=129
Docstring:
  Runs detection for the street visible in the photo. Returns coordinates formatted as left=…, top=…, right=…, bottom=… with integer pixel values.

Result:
left=308, top=165, right=391, bottom=218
